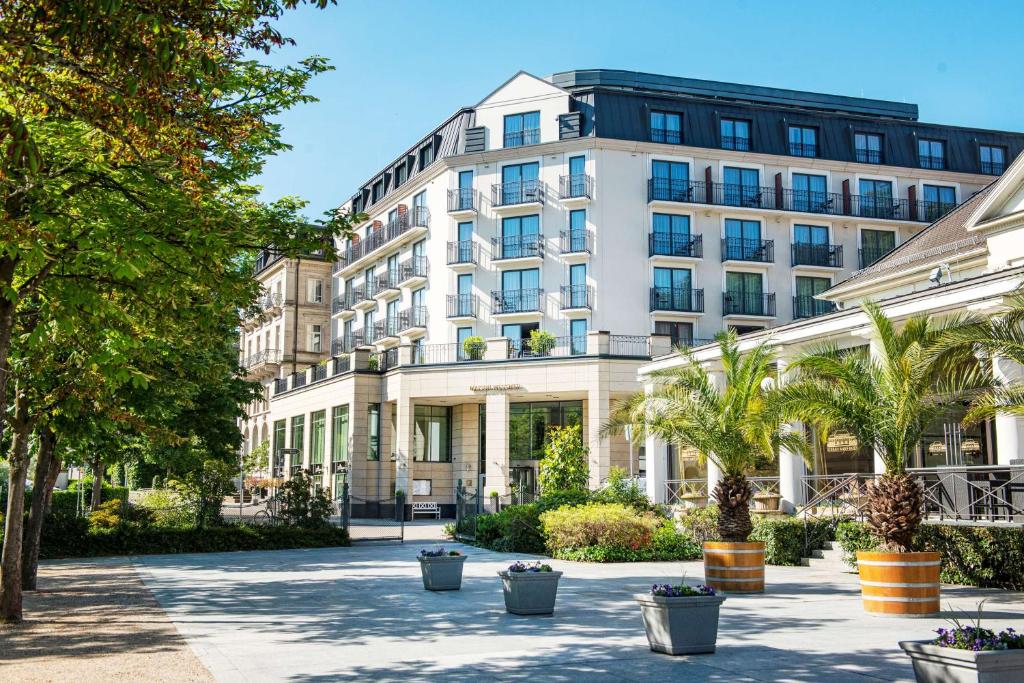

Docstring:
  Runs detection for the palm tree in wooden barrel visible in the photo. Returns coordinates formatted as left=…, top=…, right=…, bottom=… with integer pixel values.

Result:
left=605, top=331, right=808, bottom=593
left=776, top=301, right=986, bottom=616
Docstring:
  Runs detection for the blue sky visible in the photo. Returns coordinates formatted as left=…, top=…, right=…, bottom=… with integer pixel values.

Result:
left=256, top=0, right=1024, bottom=220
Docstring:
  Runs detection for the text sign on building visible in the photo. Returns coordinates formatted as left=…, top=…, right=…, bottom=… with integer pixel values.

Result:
left=470, top=384, right=524, bottom=393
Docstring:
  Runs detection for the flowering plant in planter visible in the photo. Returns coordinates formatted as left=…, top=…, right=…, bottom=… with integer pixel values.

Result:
left=637, top=578, right=727, bottom=655
left=651, top=583, right=715, bottom=598
left=933, top=626, right=1023, bottom=651
left=419, top=547, right=462, bottom=558
left=507, top=561, right=552, bottom=573
left=498, top=561, right=562, bottom=615
left=417, top=546, right=467, bottom=591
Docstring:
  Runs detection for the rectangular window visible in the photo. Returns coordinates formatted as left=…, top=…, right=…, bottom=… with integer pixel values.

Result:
left=922, top=184, right=957, bottom=221
left=569, top=319, right=587, bottom=355
left=791, top=173, right=828, bottom=212
left=307, top=278, right=323, bottom=304
left=918, top=138, right=945, bottom=169
left=723, top=167, right=761, bottom=206
left=788, top=125, right=817, bottom=157
left=331, top=405, right=349, bottom=463
left=367, top=403, right=380, bottom=461
left=414, top=406, right=452, bottom=462
left=372, top=179, right=383, bottom=203
left=855, top=132, right=882, bottom=164
left=309, top=324, right=322, bottom=353
left=652, top=266, right=693, bottom=312
left=794, top=276, right=832, bottom=319
left=455, top=170, right=474, bottom=210
left=500, top=214, right=540, bottom=258
left=793, top=224, right=829, bottom=245
left=394, top=161, right=407, bottom=187
left=290, top=415, right=305, bottom=469
left=310, top=410, right=326, bottom=465
left=860, top=229, right=896, bottom=267
left=419, top=143, right=434, bottom=169
left=980, top=145, right=1006, bottom=175
left=651, top=213, right=692, bottom=256
left=723, top=218, right=763, bottom=260
left=650, top=160, right=690, bottom=202
left=724, top=271, right=766, bottom=315
left=503, top=111, right=541, bottom=148
left=508, top=401, right=583, bottom=461
left=720, top=118, right=751, bottom=151
left=654, top=320, right=695, bottom=348
left=857, top=179, right=895, bottom=219
left=650, top=110, right=682, bottom=144
left=273, top=419, right=286, bottom=473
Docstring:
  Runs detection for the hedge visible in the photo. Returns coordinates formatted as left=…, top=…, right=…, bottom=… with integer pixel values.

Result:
left=835, top=521, right=1024, bottom=590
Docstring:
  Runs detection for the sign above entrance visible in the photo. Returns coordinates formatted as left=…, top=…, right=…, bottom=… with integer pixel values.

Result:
left=826, top=432, right=859, bottom=453
left=470, top=384, right=523, bottom=393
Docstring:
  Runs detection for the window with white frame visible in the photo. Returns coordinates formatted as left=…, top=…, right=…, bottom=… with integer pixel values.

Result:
left=309, top=324, right=322, bottom=353
left=307, top=278, right=323, bottom=304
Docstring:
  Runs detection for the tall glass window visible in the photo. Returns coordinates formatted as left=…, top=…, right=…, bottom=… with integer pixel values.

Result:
left=331, top=405, right=349, bottom=463
left=290, top=415, right=305, bottom=469
left=720, top=118, right=750, bottom=150
left=650, top=111, right=681, bottom=144
left=922, top=185, right=957, bottom=221
left=508, top=401, right=583, bottom=460
left=723, top=167, right=761, bottom=206
left=500, top=214, right=540, bottom=259
left=860, top=229, right=896, bottom=268
left=273, top=419, right=286, bottom=473
left=500, top=162, right=540, bottom=204
left=651, top=160, right=690, bottom=201
left=855, top=132, right=882, bottom=164
left=651, top=213, right=691, bottom=256
left=652, top=267, right=692, bottom=311
left=456, top=169, right=473, bottom=209
left=724, top=218, right=762, bottom=260
left=858, top=179, right=895, bottom=219
left=788, top=125, right=817, bottom=157
left=725, top=271, right=765, bottom=315
left=918, top=139, right=945, bottom=169
left=570, top=319, right=588, bottom=355
left=791, top=173, right=828, bottom=212
left=310, top=410, right=326, bottom=466
left=367, top=403, right=380, bottom=461
left=794, top=276, right=832, bottom=319
left=503, top=111, right=540, bottom=147
left=980, top=145, right=1006, bottom=175
left=414, top=406, right=452, bottom=462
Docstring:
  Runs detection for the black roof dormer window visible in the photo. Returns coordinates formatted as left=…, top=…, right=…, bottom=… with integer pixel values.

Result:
left=854, top=132, right=883, bottom=164
left=721, top=118, right=751, bottom=151
left=419, top=143, right=434, bottom=171
left=980, top=145, right=1006, bottom=175
left=650, top=110, right=682, bottom=144
left=788, top=125, right=818, bottom=158
left=371, top=179, right=384, bottom=204
left=394, top=161, right=408, bottom=188
left=918, top=138, right=945, bottom=170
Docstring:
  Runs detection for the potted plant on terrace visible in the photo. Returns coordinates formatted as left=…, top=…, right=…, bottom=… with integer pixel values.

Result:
left=498, top=561, right=562, bottom=615
left=635, top=582, right=725, bottom=655
left=417, top=547, right=467, bottom=591
left=606, top=330, right=809, bottom=594
left=462, top=335, right=485, bottom=361
left=527, top=329, right=556, bottom=357
left=778, top=302, right=987, bottom=616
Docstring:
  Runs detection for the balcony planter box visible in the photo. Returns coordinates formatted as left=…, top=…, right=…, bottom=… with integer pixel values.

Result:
left=636, top=591, right=726, bottom=655
left=900, top=641, right=1024, bottom=683
left=752, top=492, right=781, bottom=511
left=417, top=549, right=466, bottom=591
left=857, top=551, right=940, bottom=616
left=498, top=562, right=562, bottom=615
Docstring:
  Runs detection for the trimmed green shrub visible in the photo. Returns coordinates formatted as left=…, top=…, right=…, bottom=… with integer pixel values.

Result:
left=473, top=504, right=545, bottom=554
left=749, top=517, right=835, bottom=566
left=541, top=504, right=700, bottom=562
left=649, top=519, right=702, bottom=561
left=675, top=505, right=720, bottom=545
left=592, top=467, right=660, bottom=513
left=134, top=488, right=194, bottom=528
left=535, top=489, right=592, bottom=512
left=67, top=479, right=129, bottom=507
left=835, top=521, right=881, bottom=568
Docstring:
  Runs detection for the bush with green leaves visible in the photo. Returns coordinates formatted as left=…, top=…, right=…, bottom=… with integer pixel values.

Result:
left=535, top=489, right=592, bottom=512
left=134, top=488, right=193, bottom=528
left=528, top=329, right=557, bottom=356
left=462, top=335, right=485, bottom=360
left=835, top=520, right=881, bottom=568
left=592, top=466, right=659, bottom=513
left=537, top=425, right=589, bottom=493
left=87, top=499, right=154, bottom=532
left=749, top=517, right=836, bottom=566
left=67, top=478, right=129, bottom=508
left=277, top=471, right=334, bottom=529
left=475, top=503, right=545, bottom=554
left=169, top=459, right=236, bottom=528
left=540, top=503, right=699, bottom=562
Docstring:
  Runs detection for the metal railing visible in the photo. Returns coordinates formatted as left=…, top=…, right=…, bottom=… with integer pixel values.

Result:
left=372, top=317, right=400, bottom=342
left=447, top=240, right=478, bottom=265
left=337, top=211, right=416, bottom=268
left=916, top=200, right=958, bottom=223
left=648, top=177, right=698, bottom=203
left=507, top=335, right=588, bottom=358
left=649, top=233, right=702, bottom=258
left=242, top=348, right=281, bottom=369
left=980, top=161, right=1005, bottom=175
left=331, top=294, right=355, bottom=315
left=649, top=287, right=704, bottom=313
left=332, top=332, right=364, bottom=356
left=789, top=141, right=817, bottom=157
left=399, top=255, right=428, bottom=283
left=291, top=370, right=307, bottom=389
left=608, top=335, right=650, bottom=357
left=559, top=173, right=592, bottom=200
left=447, top=188, right=476, bottom=212
left=398, top=306, right=428, bottom=331
left=560, top=229, right=593, bottom=255
left=858, top=245, right=895, bottom=269
left=412, top=343, right=468, bottom=365
left=310, top=363, right=327, bottom=382
left=360, top=279, right=379, bottom=301
left=492, top=179, right=544, bottom=206
left=560, top=284, right=592, bottom=310
left=492, top=288, right=544, bottom=314
left=722, top=237, right=774, bottom=262
left=791, top=243, right=843, bottom=268
left=446, top=293, right=478, bottom=318
left=333, top=355, right=351, bottom=374
left=919, top=155, right=945, bottom=170
left=666, top=479, right=709, bottom=506
left=723, top=291, right=776, bottom=317
left=259, top=292, right=283, bottom=310
left=375, top=270, right=400, bottom=293
left=650, top=127, right=681, bottom=144
left=849, top=195, right=910, bottom=220
left=793, top=296, right=837, bottom=320
left=721, top=135, right=750, bottom=151
left=493, top=233, right=544, bottom=260
left=911, top=466, right=1024, bottom=524
left=856, top=149, right=882, bottom=164
left=503, top=128, right=540, bottom=148
left=273, top=377, right=289, bottom=395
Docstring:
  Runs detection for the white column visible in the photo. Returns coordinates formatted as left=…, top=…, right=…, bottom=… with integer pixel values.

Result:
left=484, top=392, right=510, bottom=496
left=993, top=357, right=1024, bottom=465
left=867, top=336, right=888, bottom=474
left=394, top=395, right=414, bottom=498
left=778, top=423, right=806, bottom=514
left=706, top=369, right=725, bottom=495
left=645, top=435, right=667, bottom=503
left=587, top=386, right=611, bottom=489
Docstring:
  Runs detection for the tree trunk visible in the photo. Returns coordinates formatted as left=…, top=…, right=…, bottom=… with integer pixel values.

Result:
left=0, top=389, right=33, bottom=623
left=90, top=457, right=105, bottom=512
left=713, top=474, right=754, bottom=542
left=866, top=473, right=924, bottom=552
left=0, top=256, right=17, bottom=448
left=22, top=428, right=61, bottom=591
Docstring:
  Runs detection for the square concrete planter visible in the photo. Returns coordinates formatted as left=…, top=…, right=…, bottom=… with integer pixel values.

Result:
left=635, top=593, right=727, bottom=655
left=498, top=570, right=563, bottom=615
left=900, top=641, right=1024, bottom=683
left=418, top=554, right=466, bottom=591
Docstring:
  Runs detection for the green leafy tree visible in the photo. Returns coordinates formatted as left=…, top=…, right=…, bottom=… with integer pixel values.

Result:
left=170, top=459, right=236, bottom=529
left=537, top=425, right=590, bottom=493
left=277, top=472, right=333, bottom=529
left=605, top=331, right=809, bottom=542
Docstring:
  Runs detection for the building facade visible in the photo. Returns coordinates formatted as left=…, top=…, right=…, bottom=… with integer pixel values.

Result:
left=239, top=69, right=1024, bottom=511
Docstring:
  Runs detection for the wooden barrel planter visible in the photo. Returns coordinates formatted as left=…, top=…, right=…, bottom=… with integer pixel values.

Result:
left=856, top=551, right=940, bottom=617
left=703, top=541, right=765, bottom=593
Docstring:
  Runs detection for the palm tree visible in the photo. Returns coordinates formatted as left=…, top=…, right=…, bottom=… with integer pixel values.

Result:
left=604, top=331, right=807, bottom=542
left=777, top=301, right=987, bottom=551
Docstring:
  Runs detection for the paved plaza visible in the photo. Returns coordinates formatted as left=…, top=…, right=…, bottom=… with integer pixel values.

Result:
left=129, top=530, right=1024, bottom=683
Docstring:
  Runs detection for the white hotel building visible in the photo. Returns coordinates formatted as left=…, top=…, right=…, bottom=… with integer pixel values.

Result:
left=239, top=69, right=1023, bottom=515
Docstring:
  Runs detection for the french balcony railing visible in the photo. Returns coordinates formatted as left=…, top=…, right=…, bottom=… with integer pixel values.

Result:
left=723, top=291, right=776, bottom=317
left=259, top=292, right=283, bottom=310
left=492, top=288, right=543, bottom=314
left=792, top=296, right=837, bottom=320
left=560, top=284, right=592, bottom=310
left=242, top=348, right=281, bottom=369
left=649, top=233, right=702, bottom=258
left=721, top=135, right=751, bottom=151
left=493, top=233, right=544, bottom=260
left=412, top=342, right=470, bottom=365
left=858, top=245, right=895, bottom=269
left=375, top=347, right=398, bottom=371
left=375, top=270, right=401, bottom=293
left=722, top=237, right=774, bottom=263
left=372, top=317, right=400, bottom=342
left=559, top=173, right=592, bottom=200
left=649, top=287, right=704, bottom=313
left=398, top=255, right=428, bottom=283
left=447, top=294, right=478, bottom=318
left=447, top=240, right=478, bottom=265
left=650, top=127, right=681, bottom=144
left=608, top=335, right=651, bottom=358
left=332, top=331, right=364, bottom=355
left=409, top=205, right=430, bottom=229
left=503, top=128, right=540, bottom=148
left=447, top=188, right=476, bottom=212
left=291, top=370, right=307, bottom=389
left=980, top=160, right=1005, bottom=175
left=789, top=141, right=817, bottom=158
left=398, top=306, right=428, bottom=331
left=855, top=149, right=882, bottom=164
left=332, top=292, right=356, bottom=315
left=916, top=200, right=958, bottom=224
left=648, top=177, right=698, bottom=203
left=848, top=195, right=911, bottom=221
left=333, top=355, right=351, bottom=374
left=919, top=155, right=945, bottom=170
left=560, top=229, right=593, bottom=255
left=492, top=179, right=544, bottom=206
left=791, top=242, right=843, bottom=268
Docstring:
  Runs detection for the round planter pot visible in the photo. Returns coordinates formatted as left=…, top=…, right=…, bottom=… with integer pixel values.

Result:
left=418, top=555, right=467, bottom=591
left=856, top=551, right=940, bottom=617
left=703, top=541, right=765, bottom=593
left=900, top=640, right=1024, bottom=683
left=635, top=593, right=727, bottom=655
left=497, top=570, right=563, bottom=615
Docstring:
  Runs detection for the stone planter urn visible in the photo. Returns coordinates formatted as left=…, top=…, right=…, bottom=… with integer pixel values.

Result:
left=636, top=588, right=726, bottom=655
left=417, top=549, right=466, bottom=591
left=900, top=641, right=1024, bottom=683
left=498, top=562, right=562, bottom=615
left=680, top=494, right=708, bottom=510
left=752, top=492, right=781, bottom=511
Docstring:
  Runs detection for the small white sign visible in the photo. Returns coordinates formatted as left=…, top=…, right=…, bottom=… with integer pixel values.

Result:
left=413, top=479, right=431, bottom=496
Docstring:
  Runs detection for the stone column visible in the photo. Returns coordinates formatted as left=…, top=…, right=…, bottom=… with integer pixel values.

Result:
left=394, top=395, right=415, bottom=500
left=587, top=385, right=611, bottom=489
left=778, top=422, right=806, bottom=514
left=645, top=435, right=668, bottom=503
left=993, top=357, right=1024, bottom=465
left=484, top=392, right=510, bottom=496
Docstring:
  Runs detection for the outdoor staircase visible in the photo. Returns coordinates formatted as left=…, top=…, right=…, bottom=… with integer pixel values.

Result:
left=800, top=541, right=855, bottom=574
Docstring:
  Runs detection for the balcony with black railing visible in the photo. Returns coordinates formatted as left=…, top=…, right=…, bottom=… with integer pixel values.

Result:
left=560, top=229, right=593, bottom=256
left=916, top=200, right=958, bottom=224
left=398, top=306, right=428, bottom=332
left=398, top=255, right=428, bottom=285
left=337, top=209, right=422, bottom=269
left=447, top=188, right=477, bottom=213
left=791, top=242, right=843, bottom=268
left=273, top=377, right=289, bottom=395
left=848, top=195, right=912, bottom=221
left=332, top=331, right=364, bottom=356
left=559, top=174, right=593, bottom=201
left=648, top=177, right=699, bottom=203
left=492, top=288, right=544, bottom=315
left=722, top=237, right=774, bottom=263
left=409, top=205, right=430, bottom=229
left=447, top=294, right=478, bottom=319
left=560, top=284, right=592, bottom=310
left=356, top=279, right=378, bottom=304
left=447, top=240, right=478, bottom=266
left=492, top=179, right=544, bottom=207
left=372, top=317, right=400, bottom=342
left=241, top=348, right=282, bottom=370
left=310, top=363, right=328, bottom=382
left=858, top=246, right=895, bottom=269
left=649, top=287, right=704, bottom=313
left=981, top=160, right=1005, bottom=175
left=332, top=291, right=358, bottom=315
left=856, top=149, right=882, bottom=164
left=508, top=335, right=588, bottom=358
left=504, top=128, right=540, bottom=148
left=291, top=370, right=307, bottom=389
left=375, top=270, right=401, bottom=295
left=723, top=291, right=776, bottom=317
left=649, top=233, right=703, bottom=258
left=789, top=142, right=817, bottom=158
left=793, top=296, right=837, bottom=320
left=919, top=155, right=945, bottom=170
left=493, top=233, right=544, bottom=261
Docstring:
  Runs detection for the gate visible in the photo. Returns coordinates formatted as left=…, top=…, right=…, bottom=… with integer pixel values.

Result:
left=339, top=483, right=405, bottom=543
left=454, top=482, right=483, bottom=541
